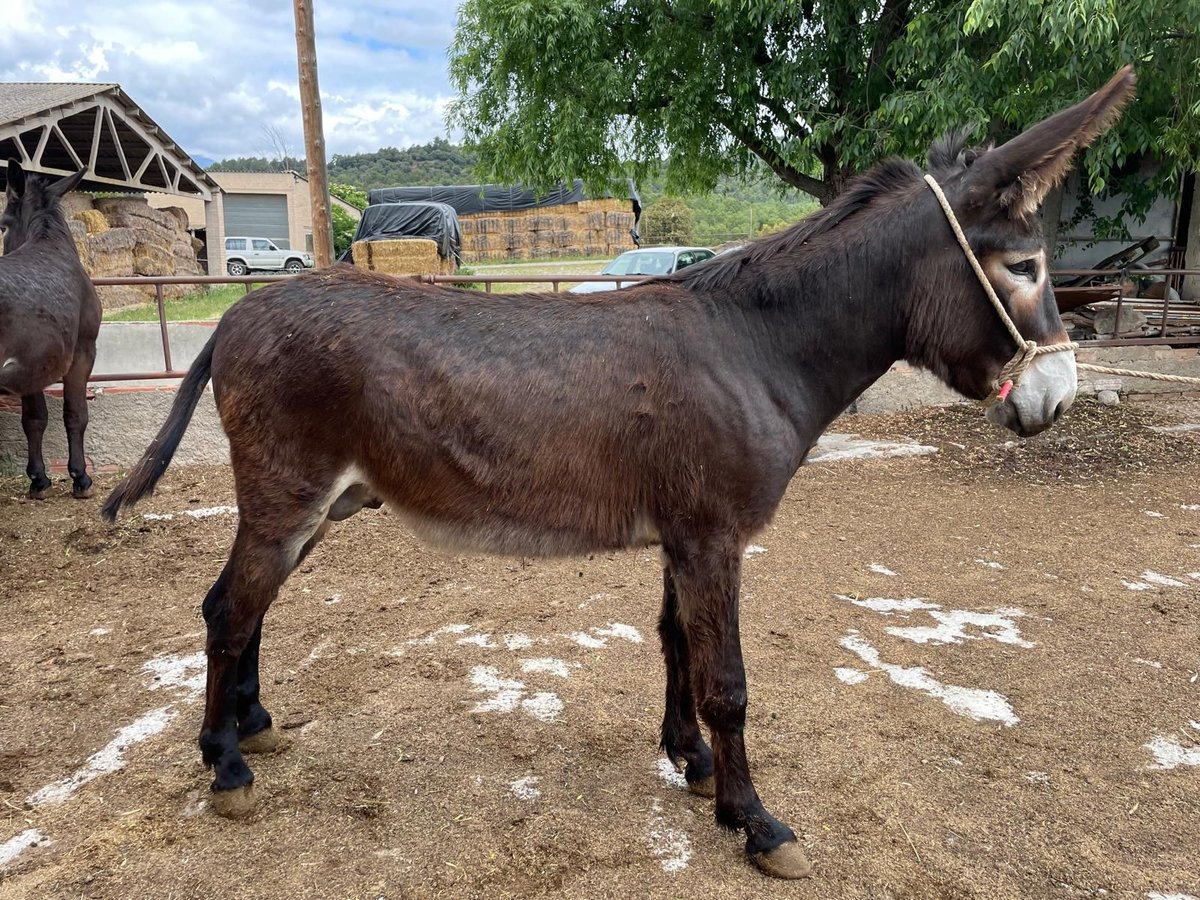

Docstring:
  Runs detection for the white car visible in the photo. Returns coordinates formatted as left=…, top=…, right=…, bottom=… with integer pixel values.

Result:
left=224, top=237, right=315, bottom=276
left=569, top=246, right=716, bottom=293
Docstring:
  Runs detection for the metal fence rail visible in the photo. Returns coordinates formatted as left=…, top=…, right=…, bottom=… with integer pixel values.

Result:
left=90, top=267, right=1200, bottom=384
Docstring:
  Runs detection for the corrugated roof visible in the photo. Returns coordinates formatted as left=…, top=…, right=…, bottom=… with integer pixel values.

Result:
left=0, top=82, right=116, bottom=127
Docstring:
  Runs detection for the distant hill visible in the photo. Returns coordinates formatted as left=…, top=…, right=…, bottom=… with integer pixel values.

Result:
left=206, top=139, right=477, bottom=190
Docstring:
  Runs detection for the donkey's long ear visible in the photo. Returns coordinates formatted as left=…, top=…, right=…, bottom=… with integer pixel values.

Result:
left=966, top=66, right=1136, bottom=218
left=49, top=167, right=87, bottom=199
left=6, top=158, right=25, bottom=197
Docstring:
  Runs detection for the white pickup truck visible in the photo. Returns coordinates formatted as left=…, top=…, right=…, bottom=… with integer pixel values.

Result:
left=224, top=237, right=315, bottom=275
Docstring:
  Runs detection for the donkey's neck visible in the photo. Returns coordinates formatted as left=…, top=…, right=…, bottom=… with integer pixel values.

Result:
left=28, top=207, right=76, bottom=247
left=714, top=223, right=916, bottom=453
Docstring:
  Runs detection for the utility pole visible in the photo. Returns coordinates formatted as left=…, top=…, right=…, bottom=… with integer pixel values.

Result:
left=292, top=0, right=333, bottom=267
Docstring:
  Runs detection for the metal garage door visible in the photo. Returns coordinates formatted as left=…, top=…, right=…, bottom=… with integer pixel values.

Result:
left=223, top=194, right=290, bottom=248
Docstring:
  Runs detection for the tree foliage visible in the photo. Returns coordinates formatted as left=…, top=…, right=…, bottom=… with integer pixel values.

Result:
left=641, top=195, right=695, bottom=244
left=326, top=139, right=478, bottom=191
left=449, top=0, right=1200, bottom=215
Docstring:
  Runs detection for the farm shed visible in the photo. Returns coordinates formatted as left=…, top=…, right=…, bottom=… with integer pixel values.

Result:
left=368, top=179, right=642, bottom=263
left=0, top=82, right=216, bottom=305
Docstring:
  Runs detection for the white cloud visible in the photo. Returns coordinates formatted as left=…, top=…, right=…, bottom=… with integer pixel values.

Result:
left=0, top=0, right=459, bottom=162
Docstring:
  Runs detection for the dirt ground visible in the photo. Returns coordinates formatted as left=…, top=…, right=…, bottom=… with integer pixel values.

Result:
left=1, top=398, right=1198, bottom=900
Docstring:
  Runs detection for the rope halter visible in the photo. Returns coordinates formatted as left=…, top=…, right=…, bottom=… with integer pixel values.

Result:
left=923, top=174, right=1079, bottom=406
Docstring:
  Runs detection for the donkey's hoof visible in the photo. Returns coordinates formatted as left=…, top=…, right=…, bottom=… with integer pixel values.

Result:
left=210, top=783, right=258, bottom=819
left=239, top=727, right=289, bottom=755
left=751, top=840, right=813, bottom=879
left=28, top=485, right=50, bottom=501
left=72, top=484, right=95, bottom=500
left=686, top=775, right=715, bottom=798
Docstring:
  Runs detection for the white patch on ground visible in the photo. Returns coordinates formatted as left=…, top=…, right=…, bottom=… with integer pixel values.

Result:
left=469, top=666, right=525, bottom=714
left=521, top=693, right=564, bottom=722
left=1141, top=571, right=1188, bottom=587
left=503, top=633, right=534, bottom=650
left=520, top=658, right=575, bottom=678
left=1145, top=735, right=1200, bottom=770
left=566, top=623, right=643, bottom=648
left=1133, top=658, right=1164, bottom=669
left=1188, top=573, right=1200, bottom=582
left=807, top=433, right=938, bottom=464
left=1144, top=510, right=1166, bottom=518
left=142, top=652, right=207, bottom=696
left=324, top=593, right=343, bottom=605
left=89, top=627, right=111, bottom=636
left=0, top=829, right=49, bottom=867
left=28, top=707, right=177, bottom=806
left=408, top=624, right=472, bottom=645
left=886, top=608, right=1034, bottom=648
left=509, top=775, right=541, bottom=800
left=646, top=799, right=692, bottom=873
left=469, top=666, right=562, bottom=721
left=835, top=595, right=939, bottom=615
left=655, top=758, right=688, bottom=790
left=180, top=791, right=208, bottom=818
left=835, top=667, right=869, bottom=685
left=1123, top=581, right=1155, bottom=591
left=744, top=544, right=768, bottom=557
left=1023, top=771, right=1050, bottom=784
left=869, top=564, right=898, bottom=576
left=1146, top=893, right=1199, bottom=900
left=566, top=631, right=608, bottom=649
left=184, top=505, right=238, bottom=519
left=975, top=558, right=1006, bottom=570
left=840, top=633, right=1019, bottom=726
left=1181, top=503, right=1200, bottom=511
left=140, top=512, right=174, bottom=521
left=456, top=633, right=497, bottom=649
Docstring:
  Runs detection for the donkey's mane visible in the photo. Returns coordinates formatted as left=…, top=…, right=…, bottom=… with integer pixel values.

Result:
left=670, top=131, right=999, bottom=296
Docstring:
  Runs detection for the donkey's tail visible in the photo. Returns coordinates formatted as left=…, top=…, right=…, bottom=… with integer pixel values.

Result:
left=101, top=329, right=218, bottom=522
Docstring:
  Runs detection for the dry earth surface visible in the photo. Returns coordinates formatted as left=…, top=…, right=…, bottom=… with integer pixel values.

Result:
left=1, top=398, right=1198, bottom=900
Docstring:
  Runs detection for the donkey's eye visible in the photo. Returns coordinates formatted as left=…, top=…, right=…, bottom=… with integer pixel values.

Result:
left=1006, top=259, right=1037, bottom=279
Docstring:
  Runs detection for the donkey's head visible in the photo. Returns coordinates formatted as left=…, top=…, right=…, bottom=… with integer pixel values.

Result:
left=2, top=159, right=87, bottom=255
left=906, top=67, right=1135, bottom=436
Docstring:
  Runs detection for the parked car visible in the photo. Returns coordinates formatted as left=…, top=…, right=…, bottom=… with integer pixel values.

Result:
left=224, top=237, right=315, bottom=276
left=569, top=246, right=716, bottom=293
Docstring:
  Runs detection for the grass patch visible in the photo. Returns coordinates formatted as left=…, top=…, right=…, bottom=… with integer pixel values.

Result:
left=105, top=284, right=266, bottom=322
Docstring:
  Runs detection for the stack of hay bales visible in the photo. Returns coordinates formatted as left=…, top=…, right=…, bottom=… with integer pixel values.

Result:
left=52, top=195, right=205, bottom=310
left=352, top=238, right=456, bottom=277
left=457, top=197, right=634, bottom=263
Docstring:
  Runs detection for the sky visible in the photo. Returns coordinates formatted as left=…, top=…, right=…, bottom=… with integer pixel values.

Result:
left=0, top=0, right=460, bottom=165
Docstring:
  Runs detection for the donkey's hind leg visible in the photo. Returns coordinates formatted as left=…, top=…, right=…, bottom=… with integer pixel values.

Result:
left=200, top=508, right=325, bottom=818
left=61, top=343, right=96, bottom=498
left=20, top=393, right=51, bottom=499
left=658, top=566, right=715, bottom=797
left=228, top=485, right=380, bottom=761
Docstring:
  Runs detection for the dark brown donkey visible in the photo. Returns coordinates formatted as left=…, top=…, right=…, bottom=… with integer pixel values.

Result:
left=104, top=69, right=1134, bottom=878
left=1, top=160, right=100, bottom=498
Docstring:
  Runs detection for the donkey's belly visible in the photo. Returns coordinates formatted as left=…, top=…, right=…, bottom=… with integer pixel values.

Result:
left=386, top=504, right=659, bottom=559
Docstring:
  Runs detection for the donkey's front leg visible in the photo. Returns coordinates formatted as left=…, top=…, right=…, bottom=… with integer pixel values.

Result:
left=669, top=541, right=812, bottom=879
left=20, top=393, right=52, bottom=499
left=658, top=567, right=714, bottom=796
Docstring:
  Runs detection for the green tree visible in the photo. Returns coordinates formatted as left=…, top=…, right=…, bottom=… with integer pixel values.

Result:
left=449, top=0, right=1199, bottom=216
left=641, top=195, right=695, bottom=244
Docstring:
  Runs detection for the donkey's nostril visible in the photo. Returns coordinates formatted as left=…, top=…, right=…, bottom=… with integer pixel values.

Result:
left=1052, top=400, right=1065, bottom=423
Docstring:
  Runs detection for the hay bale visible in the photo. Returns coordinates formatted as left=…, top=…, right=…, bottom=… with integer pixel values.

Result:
left=505, top=232, right=529, bottom=251
left=94, top=197, right=178, bottom=234
left=352, top=240, right=373, bottom=268
left=60, top=193, right=96, bottom=218
left=561, top=245, right=583, bottom=258
left=158, top=206, right=191, bottom=232
left=551, top=230, right=572, bottom=247
left=577, top=198, right=626, bottom=213
left=475, top=217, right=501, bottom=234
left=606, top=211, right=635, bottom=229
left=366, top=238, right=441, bottom=276
left=584, top=212, right=606, bottom=230
left=459, top=218, right=478, bottom=236
left=133, top=245, right=174, bottom=277
left=72, top=209, right=109, bottom=235
left=89, top=227, right=138, bottom=253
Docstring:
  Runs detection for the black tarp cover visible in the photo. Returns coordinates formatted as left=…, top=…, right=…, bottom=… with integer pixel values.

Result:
left=346, top=201, right=461, bottom=262
left=367, top=178, right=642, bottom=222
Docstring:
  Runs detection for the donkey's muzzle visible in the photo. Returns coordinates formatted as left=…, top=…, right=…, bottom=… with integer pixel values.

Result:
left=985, top=351, right=1077, bottom=437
